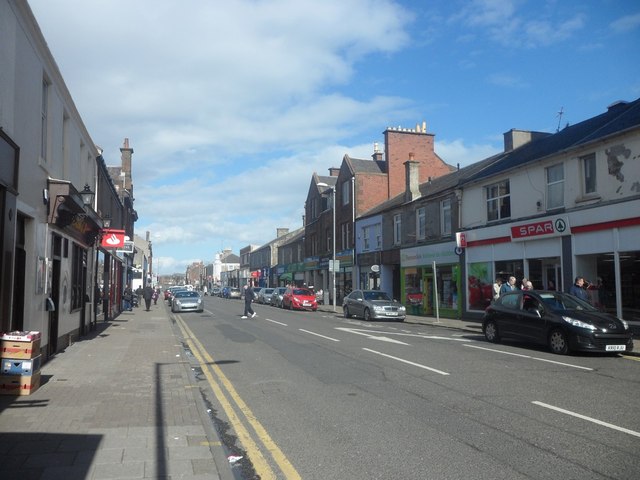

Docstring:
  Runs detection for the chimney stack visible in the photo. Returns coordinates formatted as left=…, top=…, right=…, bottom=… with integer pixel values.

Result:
left=404, top=153, right=421, bottom=202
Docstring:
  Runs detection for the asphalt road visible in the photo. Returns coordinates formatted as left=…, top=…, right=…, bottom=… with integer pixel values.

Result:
left=176, top=295, right=640, bottom=480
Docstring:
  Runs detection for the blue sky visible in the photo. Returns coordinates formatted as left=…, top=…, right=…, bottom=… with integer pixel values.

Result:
left=29, top=0, right=640, bottom=274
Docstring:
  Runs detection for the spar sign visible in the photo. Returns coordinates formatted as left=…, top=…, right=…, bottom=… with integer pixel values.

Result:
left=510, top=217, right=569, bottom=241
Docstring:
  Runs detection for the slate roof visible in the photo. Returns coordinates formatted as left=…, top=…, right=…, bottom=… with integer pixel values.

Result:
left=469, top=98, right=640, bottom=182
left=345, top=155, right=387, bottom=175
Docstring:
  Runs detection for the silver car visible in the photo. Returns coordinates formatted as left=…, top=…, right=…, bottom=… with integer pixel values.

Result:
left=171, top=290, right=203, bottom=313
left=270, top=287, right=287, bottom=307
left=343, top=290, right=406, bottom=321
left=257, top=288, right=274, bottom=304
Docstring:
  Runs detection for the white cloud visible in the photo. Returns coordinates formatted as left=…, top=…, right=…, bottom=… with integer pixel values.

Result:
left=610, top=13, right=640, bottom=33
left=435, top=138, right=500, bottom=169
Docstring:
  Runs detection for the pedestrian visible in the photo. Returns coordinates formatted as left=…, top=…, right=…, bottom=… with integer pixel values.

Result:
left=492, top=277, right=502, bottom=301
left=523, top=280, right=533, bottom=290
left=152, top=287, right=159, bottom=305
left=143, top=283, right=154, bottom=311
left=520, top=277, right=529, bottom=290
left=241, top=281, right=257, bottom=319
left=123, top=286, right=133, bottom=311
left=500, top=276, right=517, bottom=295
left=568, top=276, right=589, bottom=302
left=135, top=286, right=143, bottom=307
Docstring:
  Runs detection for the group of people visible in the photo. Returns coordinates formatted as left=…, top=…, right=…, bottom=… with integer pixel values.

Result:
left=492, top=274, right=595, bottom=305
left=492, top=276, right=534, bottom=300
left=123, top=283, right=157, bottom=312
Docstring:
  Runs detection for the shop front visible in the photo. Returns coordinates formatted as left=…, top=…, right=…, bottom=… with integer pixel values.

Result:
left=400, top=241, right=461, bottom=318
left=464, top=216, right=566, bottom=314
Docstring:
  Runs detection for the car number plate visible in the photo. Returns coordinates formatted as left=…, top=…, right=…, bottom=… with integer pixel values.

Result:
left=303, top=301, right=310, bottom=306
left=386, top=312, right=398, bottom=316
left=605, top=345, right=626, bottom=351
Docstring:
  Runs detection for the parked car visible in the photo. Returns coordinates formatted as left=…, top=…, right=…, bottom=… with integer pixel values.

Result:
left=252, top=288, right=264, bottom=302
left=167, top=287, right=188, bottom=306
left=227, top=287, right=242, bottom=299
left=270, top=287, right=287, bottom=308
left=211, top=286, right=221, bottom=296
left=170, top=290, right=203, bottom=313
left=482, top=290, right=633, bottom=355
left=282, top=287, right=318, bottom=311
left=257, top=288, right=275, bottom=304
left=343, top=290, right=407, bottom=321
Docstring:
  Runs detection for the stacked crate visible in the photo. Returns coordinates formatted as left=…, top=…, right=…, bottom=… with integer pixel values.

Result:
left=0, top=331, right=42, bottom=395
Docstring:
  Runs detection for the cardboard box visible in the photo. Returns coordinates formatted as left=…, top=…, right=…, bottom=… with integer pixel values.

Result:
left=0, top=372, right=41, bottom=395
left=1, top=339, right=41, bottom=359
left=0, top=331, right=41, bottom=342
left=1, top=355, right=41, bottom=376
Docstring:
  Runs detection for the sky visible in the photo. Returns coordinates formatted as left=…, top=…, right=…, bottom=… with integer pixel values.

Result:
left=28, top=0, right=640, bottom=275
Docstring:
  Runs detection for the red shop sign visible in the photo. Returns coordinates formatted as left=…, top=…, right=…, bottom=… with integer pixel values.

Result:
left=100, top=229, right=126, bottom=248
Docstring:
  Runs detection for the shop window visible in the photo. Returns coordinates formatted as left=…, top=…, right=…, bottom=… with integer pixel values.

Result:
left=403, top=267, right=423, bottom=313
left=467, top=262, right=493, bottom=311
left=582, top=153, right=597, bottom=194
left=436, top=265, right=458, bottom=309
left=416, top=207, right=426, bottom=240
left=70, top=244, right=85, bottom=311
left=546, top=163, right=564, bottom=209
left=486, top=180, right=510, bottom=222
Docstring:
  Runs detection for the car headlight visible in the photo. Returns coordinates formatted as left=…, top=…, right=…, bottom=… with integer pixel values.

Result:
left=197, top=299, right=202, bottom=304
left=398, top=306, right=406, bottom=312
left=175, top=300, right=181, bottom=306
left=562, top=316, right=597, bottom=331
left=373, top=305, right=384, bottom=312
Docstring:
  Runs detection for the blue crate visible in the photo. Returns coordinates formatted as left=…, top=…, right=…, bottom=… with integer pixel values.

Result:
left=1, top=355, right=41, bottom=375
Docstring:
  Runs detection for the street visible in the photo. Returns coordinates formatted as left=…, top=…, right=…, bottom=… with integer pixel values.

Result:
left=173, top=295, right=640, bottom=480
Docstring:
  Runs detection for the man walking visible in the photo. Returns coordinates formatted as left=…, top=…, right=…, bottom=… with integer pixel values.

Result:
left=143, top=283, right=154, bottom=311
left=241, top=281, right=257, bottom=319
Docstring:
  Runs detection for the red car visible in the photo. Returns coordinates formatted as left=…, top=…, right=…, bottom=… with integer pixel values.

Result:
left=282, top=287, right=318, bottom=311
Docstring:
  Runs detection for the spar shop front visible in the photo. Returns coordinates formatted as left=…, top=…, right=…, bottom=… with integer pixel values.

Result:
left=400, top=241, right=461, bottom=318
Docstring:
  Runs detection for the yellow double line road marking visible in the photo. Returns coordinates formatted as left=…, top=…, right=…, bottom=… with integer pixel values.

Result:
left=175, top=315, right=301, bottom=480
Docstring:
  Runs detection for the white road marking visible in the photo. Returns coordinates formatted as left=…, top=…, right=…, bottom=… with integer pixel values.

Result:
left=463, top=344, right=593, bottom=371
left=363, top=348, right=450, bottom=376
left=265, top=318, right=288, bottom=326
left=532, top=401, right=640, bottom=438
left=336, top=327, right=469, bottom=343
left=299, top=329, right=340, bottom=342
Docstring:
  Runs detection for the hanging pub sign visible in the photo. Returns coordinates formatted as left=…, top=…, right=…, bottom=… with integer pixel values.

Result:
left=100, top=229, right=126, bottom=249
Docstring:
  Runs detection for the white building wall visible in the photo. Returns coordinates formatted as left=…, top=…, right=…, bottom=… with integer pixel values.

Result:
left=1, top=1, right=99, bottom=350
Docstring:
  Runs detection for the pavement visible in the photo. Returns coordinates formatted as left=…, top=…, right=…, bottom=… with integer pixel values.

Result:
left=1, top=300, right=637, bottom=480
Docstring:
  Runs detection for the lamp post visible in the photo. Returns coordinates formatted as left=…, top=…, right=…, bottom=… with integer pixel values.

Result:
left=318, top=183, right=337, bottom=312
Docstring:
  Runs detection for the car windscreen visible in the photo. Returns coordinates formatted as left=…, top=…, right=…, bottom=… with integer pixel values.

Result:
left=364, top=291, right=391, bottom=301
left=539, top=292, right=597, bottom=311
left=293, top=289, right=313, bottom=296
left=174, top=291, right=199, bottom=298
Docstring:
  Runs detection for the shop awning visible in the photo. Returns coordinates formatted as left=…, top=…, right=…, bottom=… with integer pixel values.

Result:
left=279, top=272, right=293, bottom=281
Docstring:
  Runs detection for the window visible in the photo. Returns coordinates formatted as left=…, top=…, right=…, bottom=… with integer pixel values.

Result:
left=582, top=153, right=596, bottom=194
left=41, top=78, right=50, bottom=161
left=393, top=214, right=401, bottom=245
left=416, top=207, right=426, bottom=240
left=374, top=223, right=382, bottom=249
left=363, top=227, right=370, bottom=251
left=441, top=198, right=452, bottom=236
left=486, top=180, right=510, bottom=221
left=341, top=180, right=350, bottom=206
left=70, top=244, right=85, bottom=311
left=341, top=222, right=352, bottom=250
left=546, top=163, right=564, bottom=209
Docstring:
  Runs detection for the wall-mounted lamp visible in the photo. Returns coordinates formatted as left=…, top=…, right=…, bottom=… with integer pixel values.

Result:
left=103, top=214, right=111, bottom=229
left=80, top=184, right=94, bottom=207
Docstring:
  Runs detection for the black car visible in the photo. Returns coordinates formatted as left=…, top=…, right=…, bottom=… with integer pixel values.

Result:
left=483, top=290, right=633, bottom=355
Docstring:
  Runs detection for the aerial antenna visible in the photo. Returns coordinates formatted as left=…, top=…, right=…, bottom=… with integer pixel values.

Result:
left=556, top=106, right=564, bottom=132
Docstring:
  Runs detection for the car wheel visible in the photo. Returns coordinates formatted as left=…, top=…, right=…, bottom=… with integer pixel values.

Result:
left=484, top=320, right=500, bottom=343
left=548, top=329, right=569, bottom=355
left=343, top=307, right=350, bottom=318
left=364, top=308, right=372, bottom=322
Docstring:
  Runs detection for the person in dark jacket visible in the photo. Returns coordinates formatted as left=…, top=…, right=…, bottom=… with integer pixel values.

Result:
left=242, top=282, right=256, bottom=319
left=568, top=276, right=589, bottom=302
left=143, top=283, right=154, bottom=311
